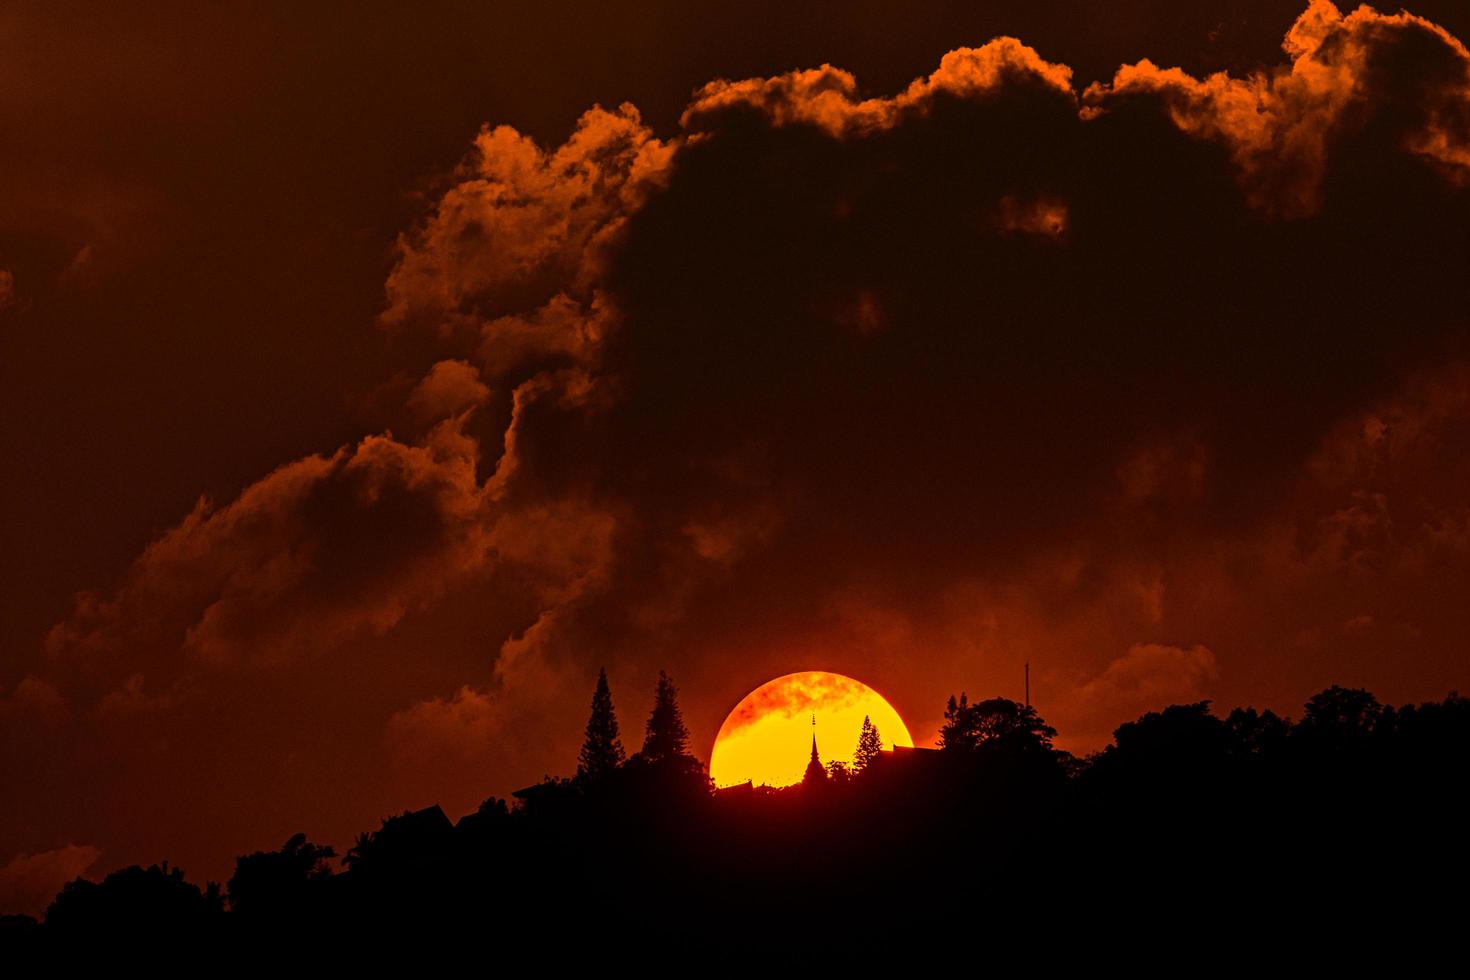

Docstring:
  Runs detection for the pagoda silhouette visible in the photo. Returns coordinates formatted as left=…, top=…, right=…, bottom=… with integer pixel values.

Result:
left=802, top=713, right=825, bottom=785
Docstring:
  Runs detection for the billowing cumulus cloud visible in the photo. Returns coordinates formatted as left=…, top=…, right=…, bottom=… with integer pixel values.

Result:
left=381, top=104, right=673, bottom=376
left=680, top=38, right=1073, bottom=136
left=7, top=2, right=1470, bottom=903
left=1095, top=1, right=1470, bottom=215
left=383, top=107, right=655, bottom=316
left=46, top=421, right=494, bottom=673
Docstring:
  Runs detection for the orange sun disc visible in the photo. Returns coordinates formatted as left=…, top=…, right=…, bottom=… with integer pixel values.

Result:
left=709, top=671, right=914, bottom=788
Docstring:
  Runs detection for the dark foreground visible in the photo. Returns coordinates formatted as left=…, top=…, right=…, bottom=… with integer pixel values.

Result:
left=4, top=685, right=1466, bottom=959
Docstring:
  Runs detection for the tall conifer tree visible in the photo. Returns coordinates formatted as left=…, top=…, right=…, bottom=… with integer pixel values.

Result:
left=854, top=715, right=884, bottom=772
left=577, top=668, right=626, bottom=780
left=642, top=670, right=691, bottom=761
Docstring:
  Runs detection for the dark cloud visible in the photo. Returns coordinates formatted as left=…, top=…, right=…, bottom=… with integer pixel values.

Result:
left=45, top=422, right=496, bottom=674
left=350, top=3, right=1470, bottom=779
left=492, top=0, right=1470, bottom=685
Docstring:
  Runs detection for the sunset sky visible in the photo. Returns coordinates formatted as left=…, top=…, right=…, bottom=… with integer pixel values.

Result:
left=4, top=0, right=1470, bottom=914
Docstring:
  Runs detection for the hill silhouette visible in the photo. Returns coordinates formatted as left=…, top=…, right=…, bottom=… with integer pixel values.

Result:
left=4, top=678, right=1466, bottom=957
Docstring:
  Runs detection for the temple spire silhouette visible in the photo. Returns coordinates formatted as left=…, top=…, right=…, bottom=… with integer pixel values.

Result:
left=803, top=712, right=826, bottom=784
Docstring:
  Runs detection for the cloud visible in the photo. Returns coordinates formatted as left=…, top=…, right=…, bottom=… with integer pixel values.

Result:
left=1064, top=644, right=1220, bottom=740
left=0, top=269, right=15, bottom=313
left=407, top=359, right=491, bottom=422
left=47, top=420, right=495, bottom=673
left=681, top=38, right=1073, bottom=136
left=0, top=676, right=68, bottom=727
left=381, top=104, right=673, bottom=334
left=994, top=193, right=1069, bottom=238
left=0, top=844, right=101, bottom=917
left=385, top=615, right=597, bottom=813
left=1091, top=1, right=1470, bottom=215
left=476, top=292, right=615, bottom=382
left=386, top=685, right=509, bottom=802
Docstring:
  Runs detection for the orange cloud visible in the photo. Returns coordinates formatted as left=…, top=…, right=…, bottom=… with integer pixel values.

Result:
left=682, top=38, right=1072, bottom=137
left=381, top=104, right=672, bottom=334
left=407, top=359, right=490, bottom=422
left=1090, top=1, right=1470, bottom=216
left=478, top=292, right=612, bottom=381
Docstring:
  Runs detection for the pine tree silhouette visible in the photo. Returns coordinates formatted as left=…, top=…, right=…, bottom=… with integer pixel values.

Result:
left=854, top=715, right=883, bottom=772
left=642, top=670, right=691, bottom=761
left=577, top=668, right=626, bottom=780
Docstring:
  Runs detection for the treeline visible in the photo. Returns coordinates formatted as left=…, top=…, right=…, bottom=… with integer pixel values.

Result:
left=4, top=677, right=1467, bottom=954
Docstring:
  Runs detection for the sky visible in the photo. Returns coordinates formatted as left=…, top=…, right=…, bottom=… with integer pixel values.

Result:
left=3, top=0, right=1470, bottom=914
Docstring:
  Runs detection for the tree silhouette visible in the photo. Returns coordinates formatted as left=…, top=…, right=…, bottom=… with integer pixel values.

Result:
left=344, top=832, right=374, bottom=872
left=854, top=715, right=883, bottom=772
left=227, top=833, right=335, bottom=917
left=1226, top=706, right=1291, bottom=756
left=1099, top=701, right=1232, bottom=781
left=44, top=862, right=219, bottom=939
left=1299, top=685, right=1384, bottom=748
left=940, top=694, right=977, bottom=751
left=939, top=694, right=1056, bottom=753
left=577, top=668, right=626, bottom=781
left=342, top=806, right=454, bottom=877
left=15, top=679, right=1470, bottom=954
left=642, top=670, right=691, bottom=762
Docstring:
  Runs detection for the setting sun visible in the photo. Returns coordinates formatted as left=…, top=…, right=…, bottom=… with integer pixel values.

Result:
left=709, top=671, right=914, bottom=787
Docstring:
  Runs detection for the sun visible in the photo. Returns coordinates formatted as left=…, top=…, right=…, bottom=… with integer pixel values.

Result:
left=709, top=671, right=914, bottom=788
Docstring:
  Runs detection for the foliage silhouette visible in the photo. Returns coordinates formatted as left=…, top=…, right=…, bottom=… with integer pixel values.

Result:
left=227, top=833, right=336, bottom=918
left=854, top=715, right=883, bottom=772
left=577, top=667, right=627, bottom=782
left=11, top=682, right=1468, bottom=955
left=640, top=670, right=691, bottom=762
left=1299, top=684, right=1385, bottom=748
left=939, top=694, right=1058, bottom=753
left=42, top=862, right=222, bottom=944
